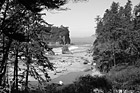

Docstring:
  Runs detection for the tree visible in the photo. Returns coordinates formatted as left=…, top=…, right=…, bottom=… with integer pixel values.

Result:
left=93, top=1, right=120, bottom=71
left=0, top=0, right=88, bottom=92
left=0, top=4, right=54, bottom=92
left=108, top=65, right=140, bottom=91
left=0, top=0, right=88, bottom=12
left=54, top=75, right=112, bottom=93
left=93, top=0, right=136, bottom=72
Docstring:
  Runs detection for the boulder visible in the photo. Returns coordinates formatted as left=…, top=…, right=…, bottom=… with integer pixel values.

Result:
left=62, top=45, right=72, bottom=54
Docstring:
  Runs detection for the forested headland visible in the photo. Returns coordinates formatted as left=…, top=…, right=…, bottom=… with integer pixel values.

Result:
left=45, top=25, right=71, bottom=45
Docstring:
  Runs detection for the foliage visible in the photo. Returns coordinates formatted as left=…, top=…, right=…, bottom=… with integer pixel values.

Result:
left=93, top=0, right=140, bottom=72
left=42, top=75, right=112, bottom=93
left=93, top=0, right=140, bottom=91
left=0, top=2, right=55, bottom=92
left=48, top=25, right=71, bottom=45
left=0, top=0, right=65, bottom=92
left=0, top=0, right=88, bottom=13
left=107, top=65, right=140, bottom=91
left=72, top=75, right=112, bottom=93
left=0, top=0, right=67, bottom=13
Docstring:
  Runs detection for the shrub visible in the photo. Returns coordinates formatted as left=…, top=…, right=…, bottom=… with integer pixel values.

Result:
left=55, top=75, right=112, bottom=93
left=107, top=66, right=140, bottom=90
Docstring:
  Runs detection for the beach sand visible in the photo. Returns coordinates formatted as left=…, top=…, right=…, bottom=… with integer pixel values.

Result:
left=46, top=44, right=102, bottom=84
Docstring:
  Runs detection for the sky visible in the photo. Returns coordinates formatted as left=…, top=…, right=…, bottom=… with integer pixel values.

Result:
left=42, top=0, right=140, bottom=38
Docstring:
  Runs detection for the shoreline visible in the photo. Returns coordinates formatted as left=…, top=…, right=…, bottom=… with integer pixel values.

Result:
left=46, top=44, right=101, bottom=84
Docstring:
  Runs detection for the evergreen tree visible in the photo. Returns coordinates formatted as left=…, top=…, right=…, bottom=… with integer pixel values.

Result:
left=93, top=0, right=135, bottom=72
left=0, top=0, right=88, bottom=92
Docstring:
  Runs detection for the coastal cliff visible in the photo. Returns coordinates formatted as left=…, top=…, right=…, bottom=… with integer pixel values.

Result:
left=46, top=25, right=71, bottom=45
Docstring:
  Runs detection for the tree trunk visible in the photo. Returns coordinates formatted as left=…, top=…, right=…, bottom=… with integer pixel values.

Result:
left=113, top=44, right=116, bottom=66
left=0, top=39, right=12, bottom=85
left=14, top=46, right=19, bottom=92
left=25, top=42, right=30, bottom=88
left=0, top=0, right=10, bottom=85
left=25, top=57, right=30, bottom=87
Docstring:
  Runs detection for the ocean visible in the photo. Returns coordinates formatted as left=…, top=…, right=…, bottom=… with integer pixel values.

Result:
left=52, top=44, right=92, bottom=55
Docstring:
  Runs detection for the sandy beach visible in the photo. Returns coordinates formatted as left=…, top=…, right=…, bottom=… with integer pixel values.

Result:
left=46, top=44, right=102, bottom=84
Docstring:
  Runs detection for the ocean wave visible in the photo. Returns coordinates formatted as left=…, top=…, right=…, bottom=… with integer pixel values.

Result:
left=52, top=47, right=62, bottom=55
left=52, top=44, right=91, bottom=54
left=52, top=45, right=79, bottom=55
left=69, top=46, right=79, bottom=50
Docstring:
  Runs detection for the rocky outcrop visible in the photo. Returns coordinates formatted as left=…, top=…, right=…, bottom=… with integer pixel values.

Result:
left=47, top=25, right=71, bottom=45
left=62, top=45, right=72, bottom=54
